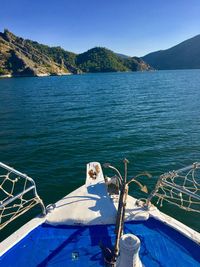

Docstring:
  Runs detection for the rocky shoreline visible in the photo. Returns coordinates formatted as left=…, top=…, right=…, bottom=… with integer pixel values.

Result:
left=0, top=72, right=73, bottom=79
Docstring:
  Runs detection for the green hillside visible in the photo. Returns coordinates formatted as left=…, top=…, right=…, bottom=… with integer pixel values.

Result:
left=76, top=47, right=128, bottom=72
left=0, top=29, right=152, bottom=77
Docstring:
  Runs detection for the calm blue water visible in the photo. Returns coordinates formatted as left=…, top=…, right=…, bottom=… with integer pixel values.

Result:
left=0, top=70, right=200, bottom=238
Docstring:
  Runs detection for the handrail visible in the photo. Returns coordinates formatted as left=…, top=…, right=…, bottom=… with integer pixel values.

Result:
left=0, top=162, right=46, bottom=230
left=146, top=162, right=200, bottom=212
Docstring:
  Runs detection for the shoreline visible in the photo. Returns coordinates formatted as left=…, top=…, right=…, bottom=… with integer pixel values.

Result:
left=0, top=70, right=155, bottom=80
left=0, top=72, right=73, bottom=79
left=0, top=74, right=12, bottom=78
left=1, top=69, right=198, bottom=80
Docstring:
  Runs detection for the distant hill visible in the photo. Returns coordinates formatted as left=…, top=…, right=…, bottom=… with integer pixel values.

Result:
left=0, top=30, right=152, bottom=77
left=76, top=47, right=128, bottom=72
left=76, top=47, right=151, bottom=73
left=143, top=35, right=200, bottom=70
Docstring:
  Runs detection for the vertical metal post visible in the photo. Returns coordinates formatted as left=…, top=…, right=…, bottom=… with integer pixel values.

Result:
left=113, top=159, right=129, bottom=258
left=120, top=159, right=129, bottom=238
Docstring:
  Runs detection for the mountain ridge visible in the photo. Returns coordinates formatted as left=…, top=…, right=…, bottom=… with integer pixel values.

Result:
left=0, top=29, right=152, bottom=77
left=143, top=34, right=200, bottom=70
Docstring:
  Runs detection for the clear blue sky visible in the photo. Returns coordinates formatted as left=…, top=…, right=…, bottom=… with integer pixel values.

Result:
left=1, top=0, right=200, bottom=56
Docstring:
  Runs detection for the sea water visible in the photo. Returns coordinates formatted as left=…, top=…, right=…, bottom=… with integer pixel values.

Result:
left=0, top=70, right=200, bottom=239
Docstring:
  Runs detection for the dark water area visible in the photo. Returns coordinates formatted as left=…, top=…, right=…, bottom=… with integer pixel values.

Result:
left=0, top=70, right=200, bottom=239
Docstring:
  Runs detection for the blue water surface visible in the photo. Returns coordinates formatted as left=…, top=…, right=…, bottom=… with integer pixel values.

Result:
left=0, top=70, right=200, bottom=237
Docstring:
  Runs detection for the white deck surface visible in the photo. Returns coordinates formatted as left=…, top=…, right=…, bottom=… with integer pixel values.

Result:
left=46, top=162, right=149, bottom=225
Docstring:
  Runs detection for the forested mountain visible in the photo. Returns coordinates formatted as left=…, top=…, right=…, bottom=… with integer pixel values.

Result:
left=76, top=47, right=151, bottom=72
left=0, top=30, right=152, bottom=77
left=0, top=30, right=79, bottom=76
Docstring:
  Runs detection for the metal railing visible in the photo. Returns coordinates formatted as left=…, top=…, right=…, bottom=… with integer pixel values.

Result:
left=146, top=162, right=200, bottom=213
left=0, top=162, right=46, bottom=230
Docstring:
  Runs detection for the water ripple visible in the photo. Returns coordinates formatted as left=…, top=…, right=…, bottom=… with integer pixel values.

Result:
left=0, top=70, right=200, bottom=235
